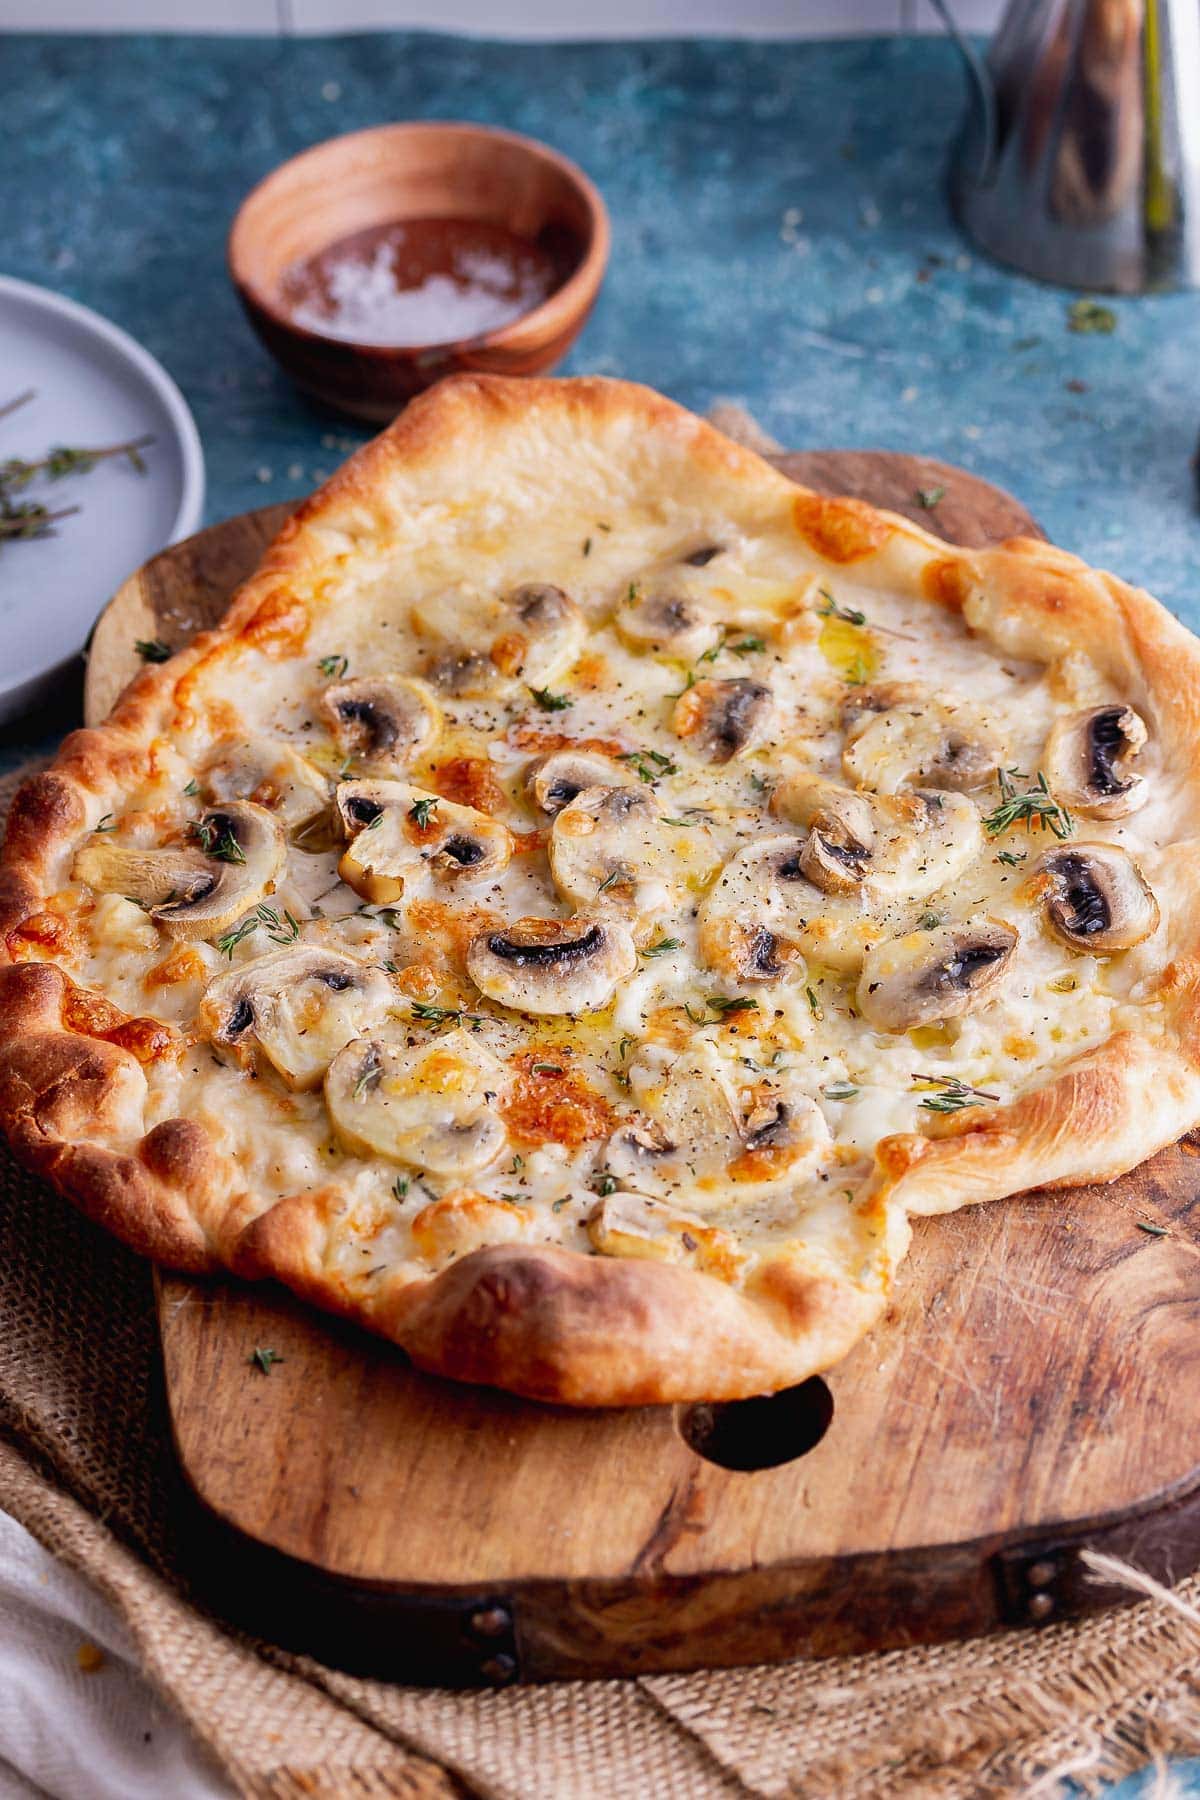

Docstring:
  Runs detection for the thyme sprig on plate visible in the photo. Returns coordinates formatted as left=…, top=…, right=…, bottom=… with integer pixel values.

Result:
left=0, top=434, right=153, bottom=491
left=0, top=393, right=153, bottom=553
left=982, top=767, right=1073, bottom=840
left=0, top=501, right=80, bottom=541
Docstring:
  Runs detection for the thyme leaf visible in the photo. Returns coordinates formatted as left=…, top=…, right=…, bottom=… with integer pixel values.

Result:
left=528, top=685, right=573, bottom=712
left=983, top=768, right=1073, bottom=840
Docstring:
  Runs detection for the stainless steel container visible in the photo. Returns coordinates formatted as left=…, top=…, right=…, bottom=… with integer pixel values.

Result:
left=934, top=0, right=1200, bottom=292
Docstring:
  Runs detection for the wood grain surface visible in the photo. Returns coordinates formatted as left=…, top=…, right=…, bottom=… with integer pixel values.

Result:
left=86, top=452, right=1200, bottom=1686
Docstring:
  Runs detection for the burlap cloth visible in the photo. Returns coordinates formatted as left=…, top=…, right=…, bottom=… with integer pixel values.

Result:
left=4, top=761, right=1200, bottom=1800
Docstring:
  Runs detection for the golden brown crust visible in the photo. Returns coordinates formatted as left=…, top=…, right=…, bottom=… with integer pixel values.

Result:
left=3, top=372, right=1200, bottom=1403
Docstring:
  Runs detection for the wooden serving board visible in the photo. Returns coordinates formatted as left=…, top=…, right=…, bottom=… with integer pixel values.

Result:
left=85, top=453, right=1200, bottom=1686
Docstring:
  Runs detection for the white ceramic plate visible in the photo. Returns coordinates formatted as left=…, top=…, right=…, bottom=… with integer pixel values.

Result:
left=0, top=276, right=205, bottom=723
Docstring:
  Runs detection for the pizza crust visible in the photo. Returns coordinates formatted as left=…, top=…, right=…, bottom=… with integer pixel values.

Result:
left=3, top=373, right=1200, bottom=1404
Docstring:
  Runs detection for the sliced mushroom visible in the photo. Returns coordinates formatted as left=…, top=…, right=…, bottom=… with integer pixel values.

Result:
left=606, top=1044, right=740, bottom=1196
left=771, top=774, right=981, bottom=901
left=421, top=648, right=507, bottom=698
left=607, top=1048, right=829, bottom=1201
left=199, top=946, right=393, bottom=1090
left=201, top=734, right=330, bottom=830
left=772, top=777, right=877, bottom=895
left=319, top=675, right=442, bottom=776
left=72, top=803, right=286, bottom=942
left=615, top=588, right=718, bottom=661
left=698, top=785, right=980, bottom=982
left=497, top=583, right=585, bottom=686
left=335, top=779, right=512, bottom=904
left=548, top=784, right=671, bottom=909
left=496, top=583, right=582, bottom=687
left=843, top=694, right=1002, bottom=794
left=523, top=747, right=636, bottom=818
left=840, top=681, right=924, bottom=733
left=325, top=1028, right=510, bottom=1174
left=1042, top=705, right=1148, bottom=819
left=672, top=677, right=775, bottom=763
left=586, top=1190, right=702, bottom=1262
left=857, top=920, right=1019, bottom=1033
left=1033, top=843, right=1159, bottom=952
left=729, top=1084, right=831, bottom=1188
left=467, top=916, right=637, bottom=1014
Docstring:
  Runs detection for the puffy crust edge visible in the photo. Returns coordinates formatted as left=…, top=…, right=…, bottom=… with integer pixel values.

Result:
left=2, top=373, right=1200, bottom=1401
left=233, top=1200, right=890, bottom=1406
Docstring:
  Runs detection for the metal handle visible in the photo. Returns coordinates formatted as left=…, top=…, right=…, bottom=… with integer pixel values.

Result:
left=928, top=0, right=999, bottom=184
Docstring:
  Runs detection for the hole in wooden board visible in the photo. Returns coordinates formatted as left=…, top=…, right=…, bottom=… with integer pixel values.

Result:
left=676, top=1375, right=834, bottom=1472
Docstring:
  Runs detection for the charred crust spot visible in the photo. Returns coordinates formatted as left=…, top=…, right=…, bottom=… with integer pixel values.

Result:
left=0, top=867, right=42, bottom=940
left=921, top=556, right=974, bottom=611
left=429, top=756, right=504, bottom=815
left=792, top=492, right=892, bottom=564
left=139, top=1117, right=214, bottom=1187
left=4, top=772, right=87, bottom=864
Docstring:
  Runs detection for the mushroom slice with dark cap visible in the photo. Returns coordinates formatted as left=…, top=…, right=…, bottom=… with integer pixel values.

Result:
left=548, top=784, right=671, bottom=909
left=604, top=1044, right=741, bottom=1197
left=1042, top=705, right=1149, bottom=819
left=467, top=915, right=637, bottom=1014
left=201, top=733, right=330, bottom=830
left=615, top=587, right=719, bottom=661
left=857, top=920, right=1019, bottom=1033
left=1033, top=843, right=1159, bottom=953
left=771, top=774, right=981, bottom=901
left=421, top=648, right=507, bottom=698
left=199, top=946, right=393, bottom=1090
left=72, top=802, right=286, bottom=942
left=672, top=676, right=775, bottom=763
left=319, top=674, right=442, bottom=776
left=523, top=747, right=636, bottom=818
left=843, top=694, right=1002, bottom=794
left=771, top=778, right=877, bottom=896
left=325, top=1028, right=510, bottom=1174
left=335, top=779, right=512, bottom=904
left=497, top=583, right=586, bottom=686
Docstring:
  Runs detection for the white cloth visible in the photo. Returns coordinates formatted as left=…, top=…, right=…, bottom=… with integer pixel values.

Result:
left=0, top=1508, right=231, bottom=1800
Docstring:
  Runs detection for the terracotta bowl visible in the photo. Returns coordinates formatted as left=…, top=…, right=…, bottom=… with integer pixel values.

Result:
left=228, top=121, right=610, bottom=422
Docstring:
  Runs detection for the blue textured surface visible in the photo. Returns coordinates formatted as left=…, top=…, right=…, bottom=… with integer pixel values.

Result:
left=2, top=38, right=1199, bottom=1788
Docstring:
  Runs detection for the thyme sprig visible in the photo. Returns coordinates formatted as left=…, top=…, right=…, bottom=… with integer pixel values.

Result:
left=0, top=502, right=80, bottom=541
left=0, top=396, right=152, bottom=553
left=0, top=391, right=36, bottom=424
left=912, top=1073, right=1000, bottom=1112
left=983, top=767, right=1073, bottom=840
left=816, top=589, right=915, bottom=642
left=0, top=435, right=153, bottom=491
